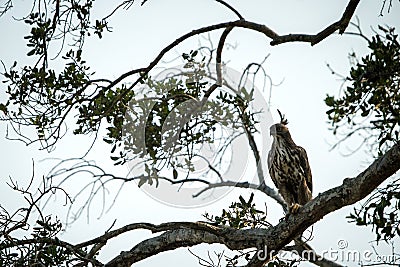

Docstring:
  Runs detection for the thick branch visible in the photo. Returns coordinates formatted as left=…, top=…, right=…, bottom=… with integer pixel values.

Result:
left=105, top=229, right=222, bottom=266
left=253, top=142, right=400, bottom=266
left=104, top=143, right=400, bottom=266
left=76, top=221, right=223, bottom=249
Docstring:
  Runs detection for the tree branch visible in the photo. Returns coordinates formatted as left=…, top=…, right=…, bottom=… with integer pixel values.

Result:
left=251, top=142, right=400, bottom=266
left=215, top=0, right=244, bottom=20
left=193, top=180, right=286, bottom=208
left=105, top=20, right=278, bottom=92
left=105, top=228, right=222, bottom=266
left=105, top=0, right=362, bottom=100
left=270, top=0, right=360, bottom=45
left=75, top=221, right=223, bottom=250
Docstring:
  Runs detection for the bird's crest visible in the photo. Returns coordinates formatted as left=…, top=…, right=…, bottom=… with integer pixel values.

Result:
left=277, top=109, right=288, bottom=125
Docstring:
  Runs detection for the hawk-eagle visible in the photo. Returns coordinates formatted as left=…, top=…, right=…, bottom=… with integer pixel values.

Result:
left=267, top=110, right=312, bottom=214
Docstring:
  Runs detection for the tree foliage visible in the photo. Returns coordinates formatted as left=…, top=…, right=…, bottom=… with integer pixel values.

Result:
left=204, top=193, right=269, bottom=229
left=108, top=51, right=258, bottom=179
left=326, top=26, right=400, bottom=155
left=347, top=183, right=400, bottom=242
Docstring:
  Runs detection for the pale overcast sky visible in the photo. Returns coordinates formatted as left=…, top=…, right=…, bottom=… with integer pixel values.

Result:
left=1, top=1, right=400, bottom=266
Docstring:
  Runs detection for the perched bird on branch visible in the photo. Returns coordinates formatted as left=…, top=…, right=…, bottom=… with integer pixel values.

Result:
left=267, top=110, right=312, bottom=214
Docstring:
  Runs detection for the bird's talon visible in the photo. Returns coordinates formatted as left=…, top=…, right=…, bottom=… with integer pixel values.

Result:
left=289, top=203, right=302, bottom=214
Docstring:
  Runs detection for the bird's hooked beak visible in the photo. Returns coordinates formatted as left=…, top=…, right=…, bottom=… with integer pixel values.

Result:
left=270, top=125, right=277, bottom=136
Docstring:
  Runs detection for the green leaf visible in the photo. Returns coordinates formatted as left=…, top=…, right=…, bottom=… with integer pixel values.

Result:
left=27, top=49, right=35, bottom=56
left=138, top=176, right=147, bottom=187
left=324, top=95, right=335, bottom=107
left=111, top=143, right=116, bottom=153
left=239, top=195, right=246, bottom=206
left=0, top=103, right=7, bottom=114
left=172, top=168, right=178, bottom=179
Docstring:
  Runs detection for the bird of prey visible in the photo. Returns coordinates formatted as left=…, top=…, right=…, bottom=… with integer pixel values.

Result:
left=267, top=110, right=312, bottom=214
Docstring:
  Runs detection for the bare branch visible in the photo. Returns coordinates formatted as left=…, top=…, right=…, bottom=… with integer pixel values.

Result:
left=215, top=0, right=244, bottom=20
left=193, top=180, right=286, bottom=208
left=270, top=0, right=360, bottom=45
left=0, top=0, right=12, bottom=17
left=105, top=20, right=278, bottom=93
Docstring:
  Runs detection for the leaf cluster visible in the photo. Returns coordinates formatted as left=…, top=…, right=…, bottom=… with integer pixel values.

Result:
left=347, top=181, right=400, bottom=242
left=2, top=49, right=93, bottom=147
left=204, top=193, right=268, bottom=229
left=0, top=0, right=114, bottom=148
left=107, top=52, right=260, bottom=182
left=325, top=26, right=400, bottom=155
left=0, top=216, right=74, bottom=266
